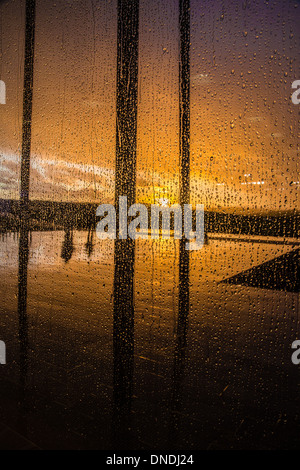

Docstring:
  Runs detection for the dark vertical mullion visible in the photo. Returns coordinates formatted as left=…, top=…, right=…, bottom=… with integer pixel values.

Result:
left=20, top=0, right=36, bottom=212
left=178, top=0, right=190, bottom=338
left=17, top=0, right=35, bottom=428
left=115, top=0, right=139, bottom=209
left=179, top=0, right=190, bottom=208
left=113, top=0, right=139, bottom=448
left=179, top=0, right=190, bottom=318
left=172, top=0, right=190, bottom=443
left=18, top=223, right=29, bottom=412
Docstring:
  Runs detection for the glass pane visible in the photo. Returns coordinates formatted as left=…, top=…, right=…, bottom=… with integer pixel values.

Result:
left=0, top=0, right=24, bottom=200
left=0, top=0, right=299, bottom=451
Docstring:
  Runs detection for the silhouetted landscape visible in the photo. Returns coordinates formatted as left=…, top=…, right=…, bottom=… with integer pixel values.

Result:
left=0, top=198, right=299, bottom=238
left=1, top=0, right=299, bottom=452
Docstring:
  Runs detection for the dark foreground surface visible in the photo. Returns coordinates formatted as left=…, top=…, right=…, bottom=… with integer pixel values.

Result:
left=0, top=230, right=299, bottom=450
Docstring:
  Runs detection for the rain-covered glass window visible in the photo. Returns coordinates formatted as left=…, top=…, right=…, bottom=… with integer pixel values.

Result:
left=0, top=0, right=299, bottom=452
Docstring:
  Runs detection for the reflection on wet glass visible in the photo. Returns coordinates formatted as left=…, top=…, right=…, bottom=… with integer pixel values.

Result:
left=17, top=218, right=29, bottom=400
left=171, top=0, right=191, bottom=447
left=0, top=0, right=299, bottom=452
left=112, top=0, right=139, bottom=449
left=61, top=228, right=74, bottom=263
left=85, top=228, right=95, bottom=258
left=113, top=239, right=135, bottom=448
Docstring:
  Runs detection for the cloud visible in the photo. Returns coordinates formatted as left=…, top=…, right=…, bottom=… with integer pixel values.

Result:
left=0, top=151, right=115, bottom=201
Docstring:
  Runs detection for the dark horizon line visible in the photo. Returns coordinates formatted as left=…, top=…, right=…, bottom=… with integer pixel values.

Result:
left=0, top=197, right=299, bottom=216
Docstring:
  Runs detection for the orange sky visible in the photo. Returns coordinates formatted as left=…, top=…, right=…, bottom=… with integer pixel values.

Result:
left=0, top=0, right=299, bottom=211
